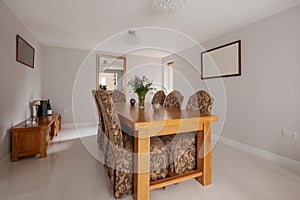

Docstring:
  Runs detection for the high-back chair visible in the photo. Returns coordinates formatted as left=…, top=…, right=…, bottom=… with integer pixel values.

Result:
left=160, top=90, right=184, bottom=165
left=96, top=91, right=168, bottom=199
left=112, top=90, right=126, bottom=103
left=92, top=90, right=112, bottom=153
left=163, top=90, right=184, bottom=109
left=166, top=90, right=214, bottom=175
left=151, top=90, right=166, bottom=105
left=186, top=90, right=214, bottom=114
left=92, top=90, right=105, bottom=145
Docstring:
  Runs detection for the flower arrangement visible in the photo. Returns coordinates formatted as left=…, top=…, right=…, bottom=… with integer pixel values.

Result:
left=128, top=75, right=153, bottom=108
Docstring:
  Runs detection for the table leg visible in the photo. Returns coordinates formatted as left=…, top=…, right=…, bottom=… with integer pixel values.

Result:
left=134, top=131, right=150, bottom=200
left=197, top=122, right=212, bottom=186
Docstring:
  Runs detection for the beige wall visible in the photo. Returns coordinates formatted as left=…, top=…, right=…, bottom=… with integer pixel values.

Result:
left=0, top=1, right=42, bottom=161
left=41, top=46, right=89, bottom=124
left=163, top=45, right=207, bottom=107
left=41, top=46, right=163, bottom=124
left=164, top=5, right=300, bottom=161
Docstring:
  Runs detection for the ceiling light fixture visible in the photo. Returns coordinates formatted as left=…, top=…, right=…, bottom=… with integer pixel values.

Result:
left=153, top=0, right=186, bottom=13
left=123, top=30, right=140, bottom=45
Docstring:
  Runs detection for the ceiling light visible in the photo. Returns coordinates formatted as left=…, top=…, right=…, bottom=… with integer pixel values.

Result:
left=123, top=30, right=140, bottom=45
left=153, top=0, right=186, bottom=13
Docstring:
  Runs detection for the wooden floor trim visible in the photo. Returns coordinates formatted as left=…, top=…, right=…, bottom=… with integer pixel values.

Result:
left=149, top=170, right=203, bottom=190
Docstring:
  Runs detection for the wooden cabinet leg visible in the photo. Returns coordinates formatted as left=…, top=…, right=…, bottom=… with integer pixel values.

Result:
left=196, top=122, right=212, bottom=186
left=12, top=134, right=19, bottom=162
left=134, top=131, right=150, bottom=200
left=39, top=130, right=46, bottom=158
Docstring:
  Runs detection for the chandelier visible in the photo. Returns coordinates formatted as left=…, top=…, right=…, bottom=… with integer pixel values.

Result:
left=153, top=0, right=186, bottom=13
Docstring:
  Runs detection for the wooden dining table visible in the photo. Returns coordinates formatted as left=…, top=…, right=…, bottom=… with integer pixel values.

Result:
left=115, top=103, right=218, bottom=200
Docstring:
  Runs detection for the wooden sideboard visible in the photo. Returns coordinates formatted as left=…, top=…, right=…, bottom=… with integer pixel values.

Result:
left=11, top=114, right=61, bottom=161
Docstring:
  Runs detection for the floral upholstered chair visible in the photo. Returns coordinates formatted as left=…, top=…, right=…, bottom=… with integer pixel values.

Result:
left=163, top=90, right=184, bottom=109
left=151, top=90, right=166, bottom=105
left=165, top=90, right=214, bottom=175
left=92, top=90, right=106, bottom=145
left=160, top=90, right=185, bottom=171
left=186, top=90, right=214, bottom=114
left=96, top=91, right=168, bottom=199
left=112, top=90, right=126, bottom=103
left=93, top=90, right=112, bottom=153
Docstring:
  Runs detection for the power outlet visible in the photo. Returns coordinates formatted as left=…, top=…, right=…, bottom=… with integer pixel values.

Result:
left=282, top=130, right=297, bottom=140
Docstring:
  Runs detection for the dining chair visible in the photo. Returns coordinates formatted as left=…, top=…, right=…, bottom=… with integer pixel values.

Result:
left=96, top=91, right=168, bottom=199
left=92, top=90, right=105, bottom=146
left=112, top=90, right=126, bottom=103
left=93, top=90, right=112, bottom=154
left=151, top=90, right=166, bottom=105
left=186, top=90, right=214, bottom=114
left=163, top=90, right=184, bottom=109
left=165, top=90, right=214, bottom=175
left=160, top=90, right=185, bottom=171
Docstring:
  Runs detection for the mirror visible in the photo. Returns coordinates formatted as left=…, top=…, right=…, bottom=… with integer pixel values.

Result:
left=96, top=55, right=126, bottom=91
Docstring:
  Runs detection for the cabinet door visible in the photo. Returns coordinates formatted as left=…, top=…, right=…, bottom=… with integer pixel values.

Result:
left=18, top=131, right=40, bottom=154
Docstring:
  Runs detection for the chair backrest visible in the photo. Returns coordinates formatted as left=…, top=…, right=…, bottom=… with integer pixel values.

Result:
left=151, top=90, right=166, bottom=105
left=97, top=91, right=123, bottom=149
left=186, top=90, right=214, bottom=114
left=163, top=90, right=184, bottom=109
left=112, top=90, right=126, bottom=103
left=92, top=90, right=105, bottom=134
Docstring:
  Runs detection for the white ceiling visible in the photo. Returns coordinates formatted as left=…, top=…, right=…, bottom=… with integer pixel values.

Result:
left=3, top=0, right=300, bottom=58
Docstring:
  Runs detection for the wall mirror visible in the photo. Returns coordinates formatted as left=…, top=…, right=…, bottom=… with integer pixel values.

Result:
left=96, top=55, right=126, bottom=90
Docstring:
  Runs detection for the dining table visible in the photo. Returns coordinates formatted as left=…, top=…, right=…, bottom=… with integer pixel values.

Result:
left=115, top=103, right=218, bottom=200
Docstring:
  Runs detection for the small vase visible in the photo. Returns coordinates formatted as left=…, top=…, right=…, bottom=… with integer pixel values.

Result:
left=137, top=93, right=146, bottom=109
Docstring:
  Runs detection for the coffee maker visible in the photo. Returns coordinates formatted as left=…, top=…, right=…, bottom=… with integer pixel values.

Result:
left=37, top=100, right=48, bottom=117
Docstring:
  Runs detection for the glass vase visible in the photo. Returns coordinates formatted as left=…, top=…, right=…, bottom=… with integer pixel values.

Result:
left=138, top=93, right=146, bottom=109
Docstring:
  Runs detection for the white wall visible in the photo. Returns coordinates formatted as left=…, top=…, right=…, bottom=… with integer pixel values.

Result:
left=163, top=46, right=207, bottom=107
left=164, top=5, right=300, bottom=161
left=41, top=46, right=89, bottom=124
left=125, top=54, right=163, bottom=101
left=0, top=1, right=42, bottom=161
left=72, top=52, right=163, bottom=125
left=41, top=46, right=163, bottom=124
left=163, top=45, right=227, bottom=153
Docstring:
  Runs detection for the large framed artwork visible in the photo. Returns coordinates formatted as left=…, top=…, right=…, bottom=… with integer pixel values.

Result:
left=201, top=40, right=241, bottom=79
left=16, top=35, right=35, bottom=68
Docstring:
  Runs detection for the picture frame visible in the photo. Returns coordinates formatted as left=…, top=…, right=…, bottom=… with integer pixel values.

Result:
left=16, top=35, right=35, bottom=68
left=201, top=40, right=241, bottom=79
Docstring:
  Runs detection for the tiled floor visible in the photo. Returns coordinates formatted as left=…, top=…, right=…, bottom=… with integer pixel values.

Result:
left=1, top=126, right=300, bottom=200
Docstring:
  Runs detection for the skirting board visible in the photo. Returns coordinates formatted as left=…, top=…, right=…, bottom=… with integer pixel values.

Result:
left=216, top=134, right=300, bottom=174
left=61, top=122, right=97, bottom=129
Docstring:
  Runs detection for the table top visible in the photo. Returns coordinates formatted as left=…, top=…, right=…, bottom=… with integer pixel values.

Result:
left=115, top=103, right=218, bottom=135
left=12, top=114, right=59, bottom=131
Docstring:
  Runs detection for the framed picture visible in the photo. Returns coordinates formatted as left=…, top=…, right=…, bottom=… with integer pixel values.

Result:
left=16, top=35, right=35, bottom=68
left=201, top=40, right=241, bottom=79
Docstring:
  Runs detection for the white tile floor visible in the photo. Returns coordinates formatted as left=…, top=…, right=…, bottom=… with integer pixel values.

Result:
left=1, top=126, right=300, bottom=200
